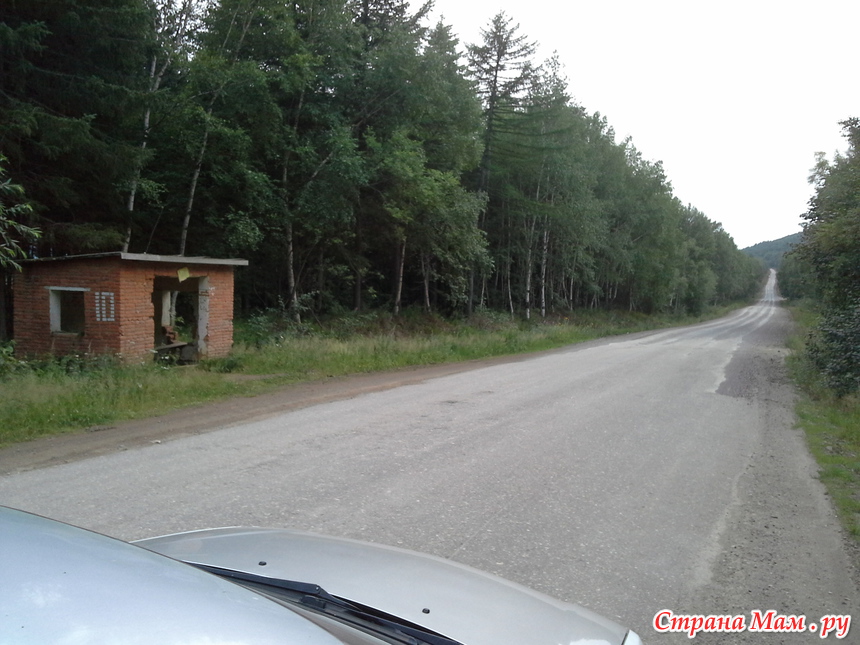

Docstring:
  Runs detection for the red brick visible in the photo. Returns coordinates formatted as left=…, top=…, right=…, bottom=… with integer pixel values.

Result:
left=13, top=254, right=245, bottom=363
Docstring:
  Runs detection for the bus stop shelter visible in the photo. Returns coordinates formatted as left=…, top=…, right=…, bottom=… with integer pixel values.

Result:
left=12, top=253, right=248, bottom=363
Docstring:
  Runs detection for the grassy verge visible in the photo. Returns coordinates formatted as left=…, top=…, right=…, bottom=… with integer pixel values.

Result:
left=786, top=301, right=860, bottom=542
left=0, top=360, right=248, bottom=447
left=226, top=309, right=677, bottom=378
left=0, top=304, right=739, bottom=448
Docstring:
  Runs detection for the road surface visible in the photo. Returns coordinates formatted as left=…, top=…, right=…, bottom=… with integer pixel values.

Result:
left=1, top=270, right=857, bottom=643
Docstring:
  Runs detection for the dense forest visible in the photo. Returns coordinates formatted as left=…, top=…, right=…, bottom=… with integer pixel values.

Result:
left=0, top=0, right=764, bottom=322
left=742, top=233, right=801, bottom=270
left=780, top=119, right=860, bottom=395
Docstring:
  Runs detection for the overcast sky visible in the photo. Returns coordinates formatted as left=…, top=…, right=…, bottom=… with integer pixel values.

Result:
left=425, top=0, right=858, bottom=249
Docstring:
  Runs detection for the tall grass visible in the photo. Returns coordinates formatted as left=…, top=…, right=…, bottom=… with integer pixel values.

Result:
left=0, top=361, right=242, bottom=447
left=228, top=305, right=716, bottom=378
left=228, top=321, right=600, bottom=378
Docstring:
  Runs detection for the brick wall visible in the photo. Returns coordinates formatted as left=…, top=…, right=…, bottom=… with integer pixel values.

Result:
left=120, top=261, right=238, bottom=360
left=13, top=257, right=123, bottom=358
left=14, top=256, right=239, bottom=363
left=118, top=263, right=155, bottom=361
left=203, top=265, right=236, bottom=359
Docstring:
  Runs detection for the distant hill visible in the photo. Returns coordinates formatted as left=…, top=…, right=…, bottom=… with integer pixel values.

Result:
left=742, top=232, right=803, bottom=269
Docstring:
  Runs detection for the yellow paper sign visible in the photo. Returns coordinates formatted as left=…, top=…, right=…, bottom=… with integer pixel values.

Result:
left=177, top=267, right=190, bottom=282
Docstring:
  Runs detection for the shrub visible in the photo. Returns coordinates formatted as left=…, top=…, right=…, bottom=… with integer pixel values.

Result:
left=0, top=341, right=27, bottom=378
left=807, top=299, right=860, bottom=396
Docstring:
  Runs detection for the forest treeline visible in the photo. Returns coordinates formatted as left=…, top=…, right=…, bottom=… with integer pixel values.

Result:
left=743, top=233, right=801, bottom=270
left=780, top=119, right=860, bottom=395
left=0, top=0, right=764, bottom=320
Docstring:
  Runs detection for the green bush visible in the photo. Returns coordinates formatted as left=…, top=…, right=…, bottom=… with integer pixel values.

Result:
left=808, top=299, right=860, bottom=396
left=0, top=342, right=28, bottom=378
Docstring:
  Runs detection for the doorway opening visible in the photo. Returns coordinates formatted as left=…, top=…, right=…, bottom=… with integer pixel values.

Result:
left=152, top=276, right=209, bottom=362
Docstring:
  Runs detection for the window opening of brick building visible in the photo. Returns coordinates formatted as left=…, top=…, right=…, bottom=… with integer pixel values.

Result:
left=48, top=287, right=88, bottom=333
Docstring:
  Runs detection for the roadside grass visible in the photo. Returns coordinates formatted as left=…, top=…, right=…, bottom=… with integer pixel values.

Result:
left=226, top=305, right=741, bottom=378
left=0, top=304, right=742, bottom=448
left=228, top=312, right=601, bottom=379
left=786, top=301, right=860, bottom=542
left=0, top=362, right=246, bottom=448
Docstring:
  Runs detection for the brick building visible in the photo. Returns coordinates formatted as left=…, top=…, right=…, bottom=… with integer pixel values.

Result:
left=12, top=253, right=248, bottom=363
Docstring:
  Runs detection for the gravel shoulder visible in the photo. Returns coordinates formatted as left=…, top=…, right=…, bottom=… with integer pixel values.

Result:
left=675, top=305, right=860, bottom=643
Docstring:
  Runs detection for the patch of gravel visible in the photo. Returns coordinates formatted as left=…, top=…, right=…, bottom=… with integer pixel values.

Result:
left=673, top=307, right=859, bottom=643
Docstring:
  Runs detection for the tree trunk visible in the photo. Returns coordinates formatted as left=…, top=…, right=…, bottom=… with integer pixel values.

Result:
left=393, top=237, right=405, bottom=315
left=353, top=210, right=363, bottom=311
left=122, top=97, right=151, bottom=252
left=524, top=247, right=532, bottom=320
left=285, top=220, right=300, bottom=323
left=178, top=5, right=254, bottom=255
left=280, top=147, right=301, bottom=323
left=316, top=247, right=326, bottom=312
left=540, top=226, right=549, bottom=318
left=0, top=273, right=10, bottom=341
left=523, top=216, right=537, bottom=320
left=124, top=1, right=196, bottom=251
left=479, top=276, right=487, bottom=311
left=178, top=116, right=210, bottom=256
left=421, top=253, right=431, bottom=312
left=467, top=268, right=474, bottom=316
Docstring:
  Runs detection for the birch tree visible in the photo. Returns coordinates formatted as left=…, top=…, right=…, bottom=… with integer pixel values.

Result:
left=176, top=0, right=260, bottom=256
left=123, top=0, right=204, bottom=251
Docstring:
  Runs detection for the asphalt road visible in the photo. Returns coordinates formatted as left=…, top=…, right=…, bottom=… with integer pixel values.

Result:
left=1, top=270, right=857, bottom=643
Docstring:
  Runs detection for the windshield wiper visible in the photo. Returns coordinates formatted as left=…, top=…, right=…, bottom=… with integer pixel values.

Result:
left=190, top=563, right=464, bottom=645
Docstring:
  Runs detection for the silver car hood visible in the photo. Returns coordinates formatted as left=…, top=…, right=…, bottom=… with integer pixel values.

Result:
left=0, top=508, right=348, bottom=645
left=137, top=527, right=631, bottom=645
